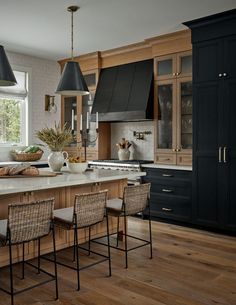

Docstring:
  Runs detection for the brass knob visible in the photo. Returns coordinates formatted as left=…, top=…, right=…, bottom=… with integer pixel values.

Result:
left=223, top=72, right=227, bottom=77
left=219, top=73, right=223, bottom=78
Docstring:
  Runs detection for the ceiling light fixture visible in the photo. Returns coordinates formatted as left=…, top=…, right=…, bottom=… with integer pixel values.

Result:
left=56, top=6, right=89, bottom=96
left=0, top=45, right=17, bottom=87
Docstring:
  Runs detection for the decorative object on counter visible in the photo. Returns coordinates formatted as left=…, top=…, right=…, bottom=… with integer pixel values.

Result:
left=55, top=6, right=89, bottom=96
left=71, top=113, right=99, bottom=161
left=36, top=123, right=72, bottom=171
left=11, top=146, right=44, bottom=161
left=116, top=138, right=131, bottom=160
left=0, top=45, right=17, bottom=86
left=133, top=130, right=152, bottom=140
left=45, top=95, right=57, bottom=113
left=66, top=156, right=88, bottom=173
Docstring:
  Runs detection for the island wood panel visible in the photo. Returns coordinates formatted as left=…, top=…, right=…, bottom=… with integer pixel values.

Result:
left=0, top=179, right=126, bottom=267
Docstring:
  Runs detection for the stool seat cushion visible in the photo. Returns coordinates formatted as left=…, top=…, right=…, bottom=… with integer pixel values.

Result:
left=106, top=198, right=123, bottom=216
left=54, top=207, right=74, bottom=229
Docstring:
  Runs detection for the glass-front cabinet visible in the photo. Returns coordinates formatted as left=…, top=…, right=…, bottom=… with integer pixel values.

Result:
left=154, top=51, right=192, bottom=81
left=155, top=51, right=192, bottom=166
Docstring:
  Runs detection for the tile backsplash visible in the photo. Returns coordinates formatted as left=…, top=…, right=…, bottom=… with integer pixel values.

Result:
left=111, top=121, right=154, bottom=160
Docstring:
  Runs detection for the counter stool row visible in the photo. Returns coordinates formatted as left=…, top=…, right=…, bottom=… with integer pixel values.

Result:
left=0, top=183, right=152, bottom=305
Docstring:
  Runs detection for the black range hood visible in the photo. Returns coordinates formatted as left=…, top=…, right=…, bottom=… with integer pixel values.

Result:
left=91, top=59, right=153, bottom=122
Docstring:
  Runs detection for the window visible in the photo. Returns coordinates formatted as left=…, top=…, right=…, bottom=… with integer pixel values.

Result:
left=0, top=69, right=28, bottom=145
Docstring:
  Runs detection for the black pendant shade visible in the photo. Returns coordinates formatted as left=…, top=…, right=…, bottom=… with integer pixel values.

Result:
left=0, top=45, right=17, bottom=87
left=56, top=61, right=89, bottom=95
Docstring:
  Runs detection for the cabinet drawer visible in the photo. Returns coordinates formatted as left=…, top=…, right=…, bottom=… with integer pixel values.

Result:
left=144, top=168, right=192, bottom=180
left=150, top=183, right=191, bottom=197
left=155, top=153, right=176, bottom=165
left=149, top=193, right=191, bottom=220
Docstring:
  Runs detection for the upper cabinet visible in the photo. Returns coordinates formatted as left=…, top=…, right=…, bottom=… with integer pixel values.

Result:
left=154, top=51, right=192, bottom=166
left=154, top=51, right=192, bottom=81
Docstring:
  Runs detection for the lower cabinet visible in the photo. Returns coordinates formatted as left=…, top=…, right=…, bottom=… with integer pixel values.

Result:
left=142, top=168, right=192, bottom=222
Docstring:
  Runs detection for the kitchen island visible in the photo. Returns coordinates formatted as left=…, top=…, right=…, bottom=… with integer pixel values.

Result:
left=0, top=169, right=146, bottom=266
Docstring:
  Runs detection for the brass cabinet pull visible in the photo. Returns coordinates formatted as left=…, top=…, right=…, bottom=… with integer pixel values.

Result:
left=172, top=148, right=176, bottom=152
left=219, top=147, right=222, bottom=163
left=162, top=207, right=173, bottom=212
left=162, top=189, right=173, bottom=193
left=223, top=72, right=227, bottom=77
left=223, top=146, right=227, bottom=163
left=219, top=73, right=223, bottom=78
left=162, top=174, right=173, bottom=177
left=176, top=72, right=180, bottom=76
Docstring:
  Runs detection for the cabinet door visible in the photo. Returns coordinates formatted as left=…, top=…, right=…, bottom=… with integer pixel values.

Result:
left=61, top=95, right=81, bottom=145
left=81, top=91, right=98, bottom=149
left=223, top=78, right=236, bottom=230
left=154, top=55, right=176, bottom=80
left=177, top=77, right=192, bottom=152
left=155, top=80, right=177, bottom=163
left=193, top=40, right=222, bottom=83
left=193, top=82, right=222, bottom=226
left=224, top=35, right=236, bottom=80
left=177, top=51, right=192, bottom=78
left=83, top=69, right=99, bottom=91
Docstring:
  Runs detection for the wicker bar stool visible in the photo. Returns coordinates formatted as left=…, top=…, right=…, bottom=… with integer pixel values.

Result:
left=53, top=190, right=111, bottom=291
left=0, top=198, right=58, bottom=305
left=94, top=183, right=152, bottom=268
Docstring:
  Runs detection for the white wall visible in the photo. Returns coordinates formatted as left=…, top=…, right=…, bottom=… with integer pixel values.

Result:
left=1, top=51, right=60, bottom=161
left=111, top=121, right=154, bottom=160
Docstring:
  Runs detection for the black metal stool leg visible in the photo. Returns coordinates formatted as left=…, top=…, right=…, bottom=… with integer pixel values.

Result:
left=9, top=238, right=14, bottom=305
left=116, top=216, right=120, bottom=247
left=37, top=238, right=41, bottom=274
left=73, top=229, right=76, bottom=262
left=148, top=205, right=153, bottom=259
left=22, top=242, right=25, bottom=279
left=88, top=227, right=91, bottom=256
left=106, top=214, right=112, bottom=276
left=52, top=224, right=58, bottom=300
left=74, top=222, right=80, bottom=291
left=124, top=214, right=128, bottom=269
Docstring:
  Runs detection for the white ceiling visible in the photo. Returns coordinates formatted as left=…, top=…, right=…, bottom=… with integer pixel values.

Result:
left=1, top=0, right=236, bottom=61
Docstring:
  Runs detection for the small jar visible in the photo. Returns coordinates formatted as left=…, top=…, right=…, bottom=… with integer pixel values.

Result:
left=118, top=149, right=130, bottom=161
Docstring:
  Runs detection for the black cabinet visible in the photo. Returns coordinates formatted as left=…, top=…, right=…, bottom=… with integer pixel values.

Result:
left=142, top=168, right=192, bottom=222
left=185, top=9, right=236, bottom=232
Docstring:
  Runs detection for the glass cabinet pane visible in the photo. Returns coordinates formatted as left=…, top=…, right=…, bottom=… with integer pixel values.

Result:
left=180, top=55, right=192, bottom=74
left=157, top=59, right=173, bottom=77
left=64, top=96, right=77, bottom=147
left=180, top=81, right=192, bottom=149
left=82, top=93, right=96, bottom=148
left=157, top=84, right=173, bottom=149
left=84, top=73, right=96, bottom=88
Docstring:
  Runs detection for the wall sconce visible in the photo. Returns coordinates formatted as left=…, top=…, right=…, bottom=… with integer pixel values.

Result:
left=133, top=131, right=152, bottom=140
left=45, top=95, right=57, bottom=113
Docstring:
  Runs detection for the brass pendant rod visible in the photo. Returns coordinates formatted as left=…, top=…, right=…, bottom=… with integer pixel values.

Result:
left=67, top=6, right=79, bottom=60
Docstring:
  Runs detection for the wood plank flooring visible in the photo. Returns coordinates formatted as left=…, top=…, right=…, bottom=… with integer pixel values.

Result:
left=0, top=218, right=235, bottom=305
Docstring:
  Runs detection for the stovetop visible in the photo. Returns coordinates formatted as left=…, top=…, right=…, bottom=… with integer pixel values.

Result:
left=90, top=159, right=153, bottom=164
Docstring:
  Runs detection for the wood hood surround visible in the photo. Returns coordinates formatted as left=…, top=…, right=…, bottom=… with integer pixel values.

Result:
left=58, top=30, right=192, bottom=72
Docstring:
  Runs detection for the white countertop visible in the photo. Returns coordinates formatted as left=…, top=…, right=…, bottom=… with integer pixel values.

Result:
left=0, top=160, right=48, bottom=167
left=0, top=168, right=146, bottom=195
left=141, top=163, right=192, bottom=171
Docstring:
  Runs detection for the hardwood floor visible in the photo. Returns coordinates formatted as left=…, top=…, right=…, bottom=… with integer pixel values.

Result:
left=0, top=218, right=235, bottom=305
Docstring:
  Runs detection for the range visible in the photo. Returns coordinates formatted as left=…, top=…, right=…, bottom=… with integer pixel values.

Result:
left=88, top=159, right=153, bottom=185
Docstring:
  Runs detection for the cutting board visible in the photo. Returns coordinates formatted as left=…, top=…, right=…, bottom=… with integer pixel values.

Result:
left=0, top=171, right=58, bottom=178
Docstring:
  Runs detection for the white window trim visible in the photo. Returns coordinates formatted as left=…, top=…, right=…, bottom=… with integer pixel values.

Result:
left=0, top=65, right=32, bottom=148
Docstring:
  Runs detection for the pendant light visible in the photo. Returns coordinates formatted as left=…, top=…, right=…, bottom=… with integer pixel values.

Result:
left=0, top=45, right=17, bottom=86
left=56, top=6, right=89, bottom=95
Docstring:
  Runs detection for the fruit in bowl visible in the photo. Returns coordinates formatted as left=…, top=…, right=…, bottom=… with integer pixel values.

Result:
left=66, top=156, right=88, bottom=173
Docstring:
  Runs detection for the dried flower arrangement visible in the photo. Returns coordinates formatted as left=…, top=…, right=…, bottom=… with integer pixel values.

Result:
left=36, top=122, right=73, bottom=151
left=116, top=138, right=132, bottom=149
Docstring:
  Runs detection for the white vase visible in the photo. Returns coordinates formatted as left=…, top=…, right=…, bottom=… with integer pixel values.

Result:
left=118, top=149, right=130, bottom=161
left=48, top=151, right=68, bottom=172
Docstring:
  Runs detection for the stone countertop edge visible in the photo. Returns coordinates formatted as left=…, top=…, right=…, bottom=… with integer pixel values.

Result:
left=141, top=163, right=192, bottom=171
left=0, top=169, right=146, bottom=195
left=0, top=160, right=48, bottom=166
